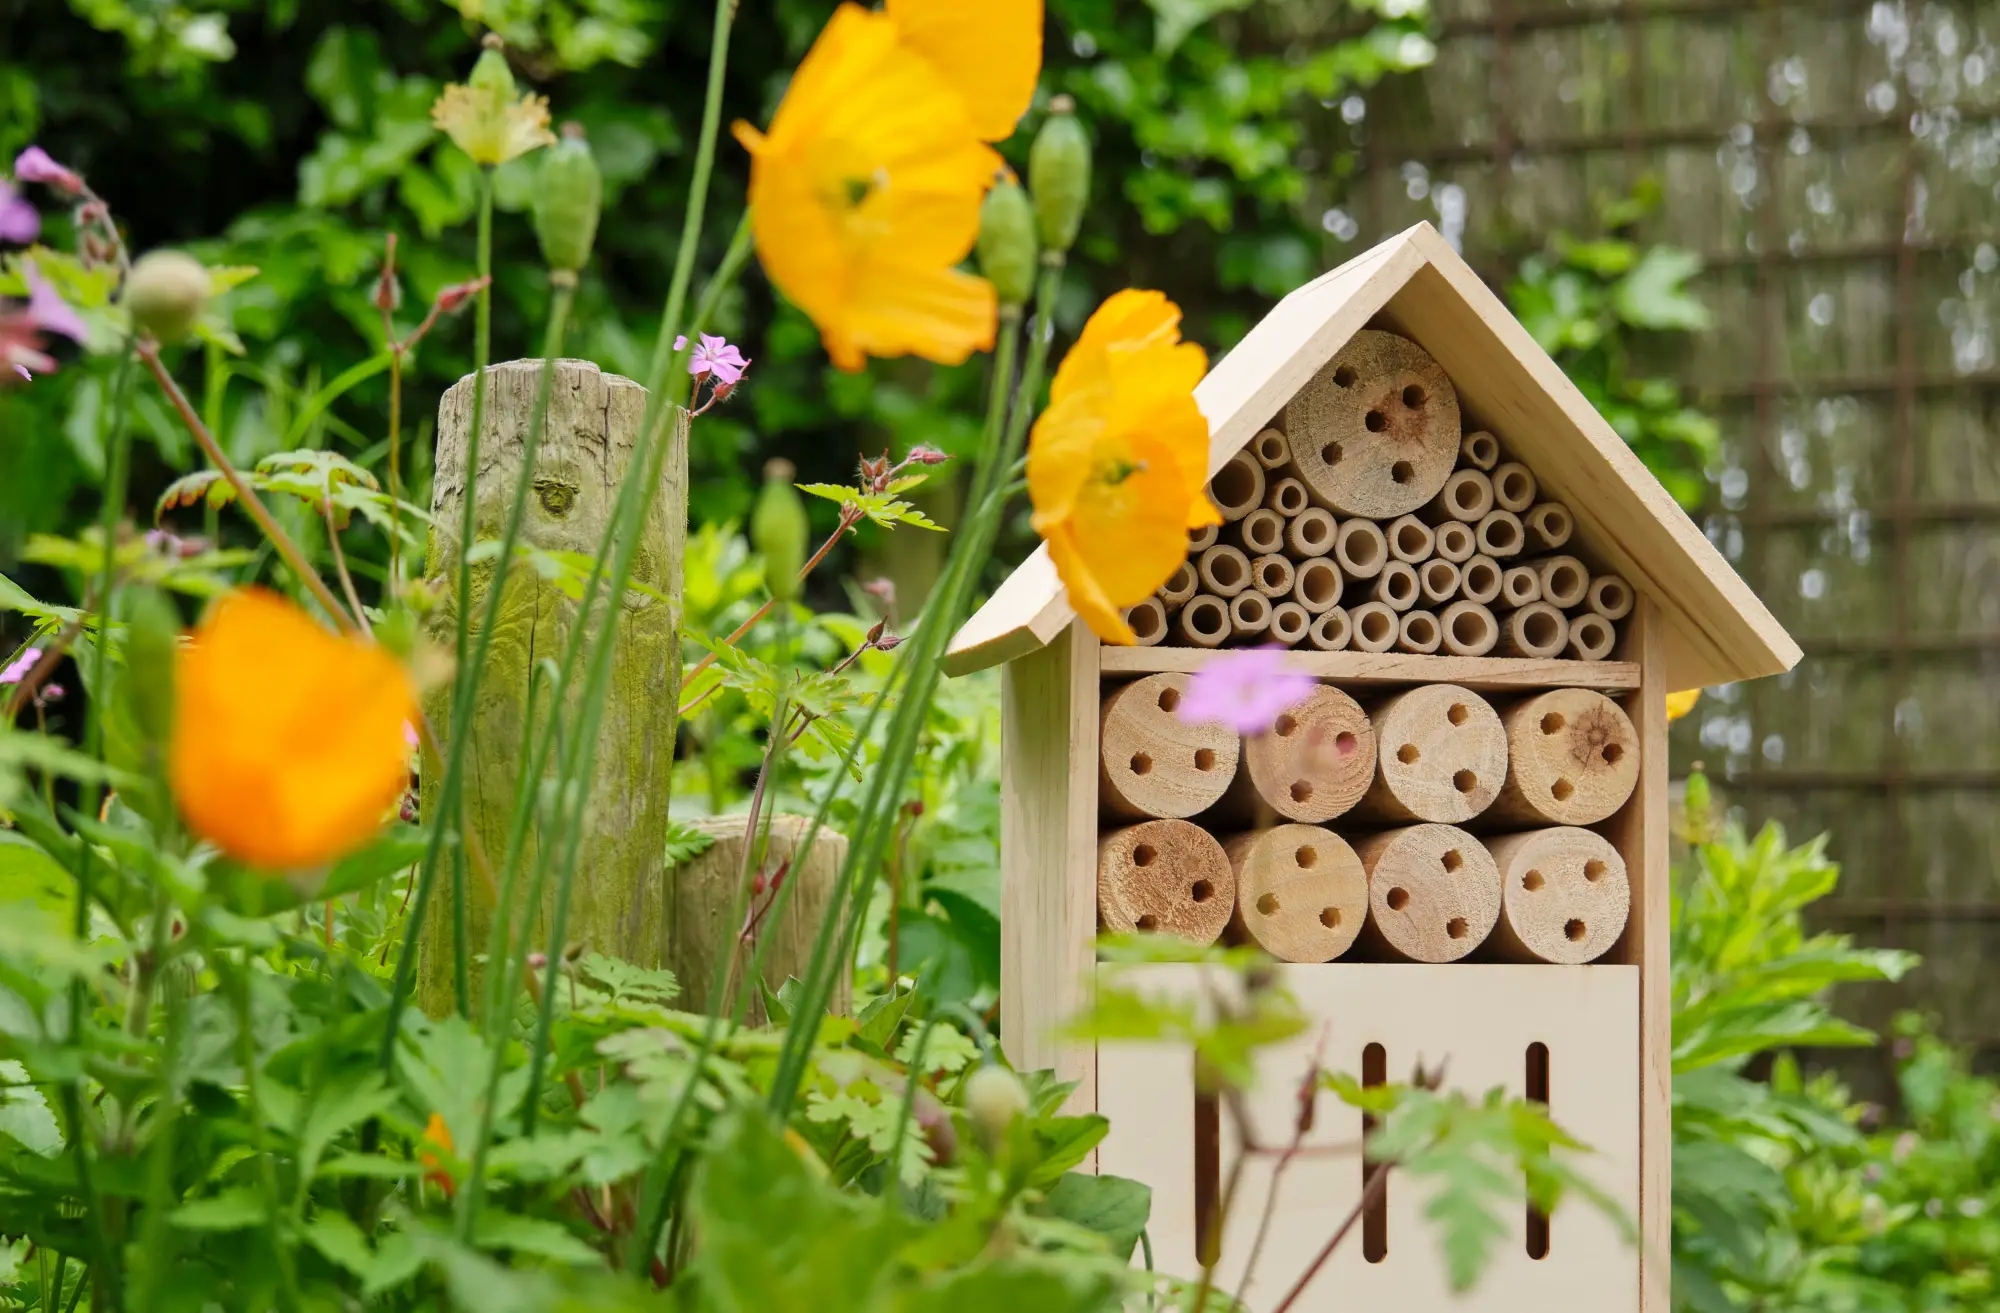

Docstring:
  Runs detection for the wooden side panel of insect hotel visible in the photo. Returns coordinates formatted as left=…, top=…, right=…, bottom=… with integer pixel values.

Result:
left=957, top=224, right=1800, bottom=1312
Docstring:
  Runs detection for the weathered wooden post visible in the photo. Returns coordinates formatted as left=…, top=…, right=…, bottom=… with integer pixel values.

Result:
left=419, top=358, right=686, bottom=1014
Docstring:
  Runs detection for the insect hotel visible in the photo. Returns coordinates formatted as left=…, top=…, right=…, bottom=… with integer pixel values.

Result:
left=944, top=224, right=1800, bottom=1311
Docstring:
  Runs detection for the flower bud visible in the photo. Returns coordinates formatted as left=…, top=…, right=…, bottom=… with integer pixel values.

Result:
left=962, top=1064, right=1029, bottom=1148
left=1028, top=96, right=1091, bottom=255
left=469, top=37, right=516, bottom=98
left=977, top=177, right=1038, bottom=308
left=751, top=458, right=809, bottom=603
left=123, top=250, right=211, bottom=344
left=535, top=123, right=603, bottom=276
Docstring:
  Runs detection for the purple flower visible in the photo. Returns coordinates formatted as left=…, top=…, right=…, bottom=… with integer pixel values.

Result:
left=24, top=263, right=84, bottom=343
left=1, top=647, right=43, bottom=684
left=673, top=332, right=749, bottom=385
left=1176, top=646, right=1317, bottom=736
left=14, top=147, right=83, bottom=197
left=0, top=179, right=37, bottom=245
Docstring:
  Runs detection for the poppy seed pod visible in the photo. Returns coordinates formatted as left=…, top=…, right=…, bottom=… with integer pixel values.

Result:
left=468, top=38, right=517, bottom=98
left=962, top=1064, right=1029, bottom=1148
left=1028, top=95, right=1091, bottom=255
left=976, top=177, right=1038, bottom=309
left=124, top=250, right=212, bottom=344
left=751, top=458, right=809, bottom=602
left=534, top=124, right=603, bottom=275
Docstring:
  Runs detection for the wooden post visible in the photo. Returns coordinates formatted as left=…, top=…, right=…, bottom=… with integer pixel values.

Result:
left=419, top=359, right=686, bottom=1014
left=668, top=815, right=851, bottom=1024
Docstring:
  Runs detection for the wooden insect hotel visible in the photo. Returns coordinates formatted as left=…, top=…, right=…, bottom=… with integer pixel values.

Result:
left=944, top=224, right=1800, bottom=1311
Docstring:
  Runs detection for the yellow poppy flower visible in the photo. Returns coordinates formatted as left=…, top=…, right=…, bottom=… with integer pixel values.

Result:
left=430, top=47, right=555, bottom=167
left=419, top=1112, right=457, bottom=1197
left=1029, top=289, right=1218, bottom=645
left=733, top=4, right=1000, bottom=372
left=1666, top=688, right=1702, bottom=721
left=170, top=588, right=417, bottom=872
left=885, top=0, right=1043, bottom=142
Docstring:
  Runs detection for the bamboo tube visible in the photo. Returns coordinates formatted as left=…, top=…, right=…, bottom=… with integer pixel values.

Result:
left=1460, top=430, right=1500, bottom=471
left=1355, top=684, right=1508, bottom=824
left=1269, top=601, right=1312, bottom=647
left=1535, top=554, right=1589, bottom=609
left=1500, top=565, right=1541, bottom=608
left=1237, top=507, right=1287, bottom=556
left=1100, top=672, right=1241, bottom=819
left=1124, top=598, right=1168, bottom=646
left=1210, top=449, right=1267, bottom=522
left=1265, top=477, right=1310, bottom=517
left=1287, top=330, right=1462, bottom=518
left=1440, top=601, right=1499, bottom=657
left=1334, top=518, right=1388, bottom=580
left=1491, top=461, right=1537, bottom=513
left=1568, top=613, right=1617, bottom=661
left=1499, top=602, right=1568, bottom=658
left=1251, top=553, right=1296, bottom=599
left=1476, top=509, right=1524, bottom=558
left=1354, top=825, right=1501, bottom=963
left=1349, top=601, right=1399, bottom=653
left=1287, top=507, right=1337, bottom=557
left=1198, top=543, right=1252, bottom=598
left=1425, top=468, right=1494, bottom=523
left=1587, top=574, right=1633, bottom=621
left=1486, top=688, right=1641, bottom=827
left=1373, top=560, right=1421, bottom=612
left=1098, top=819, right=1235, bottom=945
left=1459, top=555, right=1503, bottom=605
left=1179, top=594, right=1230, bottom=647
left=1396, top=609, right=1442, bottom=654
left=1292, top=557, right=1344, bottom=613
left=1160, top=560, right=1199, bottom=610
left=1225, top=684, right=1377, bottom=824
left=1419, top=558, right=1461, bottom=606
left=1387, top=514, right=1436, bottom=563
left=1229, top=590, right=1272, bottom=640
left=1434, top=520, right=1477, bottom=563
left=1189, top=523, right=1219, bottom=553
left=1250, top=427, right=1291, bottom=470
left=1523, top=502, right=1574, bottom=552
left=1227, top=826, right=1368, bottom=962
left=1487, top=828, right=1630, bottom=965
left=1308, top=607, right=1352, bottom=651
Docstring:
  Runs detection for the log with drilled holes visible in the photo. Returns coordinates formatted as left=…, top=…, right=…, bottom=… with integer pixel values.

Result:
left=1354, top=824, right=1501, bottom=963
left=1099, top=673, right=1241, bottom=819
left=1285, top=330, right=1462, bottom=518
left=1226, top=826, right=1368, bottom=962
left=1487, top=827, right=1631, bottom=965
left=1097, top=819, right=1235, bottom=944
left=1487, top=688, right=1640, bottom=827
left=1355, top=684, right=1508, bottom=824
left=1224, top=683, right=1377, bottom=824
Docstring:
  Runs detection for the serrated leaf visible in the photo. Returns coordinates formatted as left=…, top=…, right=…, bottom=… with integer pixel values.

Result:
left=472, top=1212, right=603, bottom=1265
left=169, top=1188, right=268, bottom=1231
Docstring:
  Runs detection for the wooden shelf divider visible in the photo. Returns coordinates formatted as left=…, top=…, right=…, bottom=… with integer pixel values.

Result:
left=1097, top=643, right=1640, bottom=692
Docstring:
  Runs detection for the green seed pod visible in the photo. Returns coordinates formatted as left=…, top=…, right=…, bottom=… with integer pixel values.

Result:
left=469, top=36, right=517, bottom=97
left=962, top=1064, right=1029, bottom=1149
left=535, top=124, right=603, bottom=275
left=751, top=458, right=810, bottom=603
left=1028, top=95, right=1091, bottom=255
left=124, top=251, right=212, bottom=345
left=977, top=177, right=1038, bottom=308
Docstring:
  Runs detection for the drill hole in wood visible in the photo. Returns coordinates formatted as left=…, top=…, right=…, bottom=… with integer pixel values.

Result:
left=1296, top=845, right=1318, bottom=869
left=1541, top=711, right=1566, bottom=734
left=1335, top=731, right=1358, bottom=754
left=1130, top=752, right=1153, bottom=776
left=1334, top=365, right=1357, bottom=388
left=1320, top=907, right=1342, bottom=928
left=1402, top=384, right=1427, bottom=409
left=1386, top=886, right=1410, bottom=911
left=1157, top=687, right=1181, bottom=713
left=1551, top=778, right=1575, bottom=801
left=1446, top=916, right=1469, bottom=940
left=1133, top=843, right=1157, bottom=867
left=1565, top=918, right=1587, bottom=942
left=1366, top=410, right=1387, bottom=432
left=1257, top=892, right=1281, bottom=916
left=1391, top=459, right=1414, bottom=484
left=1191, top=880, right=1215, bottom=903
left=1584, top=859, right=1607, bottom=882
left=1194, top=748, right=1217, bottom=772
left=1453, top=769, right=1478, bottom=793
left=1397, top=743, right=1421, bottom=765
left=1602, top=742, right=1624, bottom=765
left=1441, top=848, right=1463, bottom=872
left=1290, top=780, right=1314, bottom=804
left=1447, top=702, right=1470, bottom=725
left=1322, top=441, right=1343, bottom=465
left=1523, top=869, right=1545, bottom=891
left=1275, top=713, right=1298, bottom=737
left=1136, top=914, right=1159, bottom=931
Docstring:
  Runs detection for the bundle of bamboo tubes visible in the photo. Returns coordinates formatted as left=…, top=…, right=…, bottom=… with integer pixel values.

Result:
left=1122, top=332, right=1633, bottom=661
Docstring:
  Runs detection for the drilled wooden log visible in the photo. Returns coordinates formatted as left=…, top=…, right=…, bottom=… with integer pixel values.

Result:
left=1587, top=574, right=1634, bottom=621
left=1265, top=477, right=1309, bottom=518
left=1197, top=544, right=1251, bottom=598
left=1227, top=826, right=1368, bottom=962
left=1487, top=688, right=1640, bottom=827
left=1287, top=507, right=1337, bottom=558
left=1459, top=555, right=1503, bottom=605
left=1124, top=597, right=1168, bottom=646
left=1228, top=590, right=1271, bottom=641
left=670, top=814, right=850, bottom=1024
left=1335, top=518, right=1387, bottom=580
left=1356, top=684, right=1507, bottom=824
left=1499, top=602, right=1568, bottom=658
left=1251, top=553, right=1296, bottom=599
left=1476, top=509, right=1524, bottom=559
left=1418, top=558, right=1460, bottom=606
left=1250, top=427, right=1291, bottom=470
left=1269, top=601, right=1312, bottom=647
left=1100, top=672, right=1241, bottom=819
left=1396, top=609, right=1442, bottom=654
left=1373, top=560, right=1420, bottom=613
left=1434, top=520, right=1477, bottom=564
left=1354, top=825, right=1501, bottom=963
left=1098, top=819, right=1234, bottom=944
left=1160, top=561, right=1199, bottom=610
left=1440, top=601, right=1499, bottom=657
left=1292, top=556, right=1344, bottom=613
left=1236, top=507, right=1287, bottom=557
left=1287, top=330, right=1462, bottom=518
left=420, top=360, right=685, bottom=1013
left=1487, top=828, right=1631, bottom=965
left=1224, top=684, right=1376, bottom=824
left=1210, top=450, right=1267, bottom=522
left=1348, top=601, right=1398, bottom=653
left=1523, top=503, right=1574, bottom=552
left=1308, top=607, right=1352, bottom=652
left=1501, top=565, right=1542, bottom=608
left=1425, top=468, right=1494, bottom=524
left=1179, top=594, right=1231, bottom=647
left=1460, top=430, right=1500, bottom=471
left=1535, top=555, right=1590, bottom=609
left=1491, top=461, right=1537, bottom=513
left=1568, top=613, right=1617, bottom=661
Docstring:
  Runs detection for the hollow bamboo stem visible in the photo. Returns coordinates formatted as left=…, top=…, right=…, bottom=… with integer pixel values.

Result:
left=1348, top=601, right=1398, bottom=653
left=1498, top=602, right=1569, bottom=659
left=1439, top=601, right=1498, bottom=656
left=1198, top=543, right=1252, bottom=598
left=1210, top=449, right=1267, bottom=522
left=1373, top=560, right=1421, bottom=612
left=1418, top=558, right=1460, bottom=606
left=1308, top=607, right=1352, bottom=651
left=1491, top=461, right=1537, bottom=513
left=1287, top=507, right=1337, bottom=558
left=1434, top=520, right=1477, bottom=563
left=1460, top=430, right=1500, bottom=471
left=1292, top=556, right=1344, bottom=613
left=1179, top=594, right=1230, bottom=647
left=1523, top=502, right=1574, bottom=552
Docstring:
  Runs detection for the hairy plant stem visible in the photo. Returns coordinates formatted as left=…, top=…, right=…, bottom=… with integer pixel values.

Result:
left=322, top=498, right=371, bottom=636
left=224, top=953, right=301, bottom=1313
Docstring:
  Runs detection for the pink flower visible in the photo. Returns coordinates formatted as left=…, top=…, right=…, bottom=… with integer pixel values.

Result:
left=1, top=647, right=42, bottom=684
left=0, top=179, right=37, bottom=245
left=904, top=445, right=951, bottom=466
left=1, top=263, right=85, bottom=384
left=24, top=263, right=84, bottom=343
left=402, top=721, right=420, bottom=749
left=14, top=147, right=83, bottom=197
left=673, top=333, right=749, bottom=385
left=1176, top=646, right=1317, bottom=736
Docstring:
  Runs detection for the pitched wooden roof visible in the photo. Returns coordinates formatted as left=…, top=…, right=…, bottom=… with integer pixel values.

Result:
left=944, top=222, right=1800, bottom=691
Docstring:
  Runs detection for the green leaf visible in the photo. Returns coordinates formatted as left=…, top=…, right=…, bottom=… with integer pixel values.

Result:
left=169, top=1188, right=269, bottom=1231
left=473, top=1212, right=603, bottom=1266
left=1612, top=246, right=1711, bottom=332
left=1039, top=1172, right=1151, bottom=1261
left=664, top=819, right=719, bottom=868
left=0, top=1060, right=62, bottom=1156
left=1145, top=0, right=1257, bottom=54
left=795, top=483, right=945, bottom=533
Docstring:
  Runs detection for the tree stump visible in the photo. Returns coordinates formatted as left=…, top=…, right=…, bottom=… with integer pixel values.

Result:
left=418, top=359, right=687, bottom=1015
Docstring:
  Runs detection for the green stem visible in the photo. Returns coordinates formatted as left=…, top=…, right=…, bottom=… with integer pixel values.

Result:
left=225, top=954, right=300, bottom=1313
left=647, top=0, right=738, bottom=400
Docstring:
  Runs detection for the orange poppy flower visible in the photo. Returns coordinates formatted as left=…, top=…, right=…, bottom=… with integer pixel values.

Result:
left=732, top=4, right=1002, bottom=372
left=884, top=0, right=1043, bottom=142
left=170, top=588, right=417, bottom=871
left=1028, top=290, right=1218, bottom=645
left=418, top=1112, right=456, bottom=1197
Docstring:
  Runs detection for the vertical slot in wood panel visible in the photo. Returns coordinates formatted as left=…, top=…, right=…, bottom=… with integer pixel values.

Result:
left=1362, top=1040, right=1389, bottom=1263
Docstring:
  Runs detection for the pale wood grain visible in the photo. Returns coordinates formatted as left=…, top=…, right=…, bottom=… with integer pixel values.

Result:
left=1097, top=819, right=1234, bottom=945
left=1486, top=826, right=1631, bottom=965
left=1099, top=672, right=1240, bottom=820
left=1486, top=688, right=1641, bottom=827
left=1354, top=824, right=1502, bottom=963
left=1355, top=685, right=1508, bottom=824
left=1224, top=826, right=1367, bottom=962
